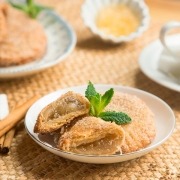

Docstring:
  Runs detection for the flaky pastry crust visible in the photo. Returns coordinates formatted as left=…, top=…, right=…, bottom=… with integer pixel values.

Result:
left=58, top=116, right=125, bottom=155
left=34, top=91, right=90, bottom=133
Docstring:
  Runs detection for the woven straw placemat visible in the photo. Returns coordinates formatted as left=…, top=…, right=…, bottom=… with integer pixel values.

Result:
left=0, top=0, right=180, bottom=179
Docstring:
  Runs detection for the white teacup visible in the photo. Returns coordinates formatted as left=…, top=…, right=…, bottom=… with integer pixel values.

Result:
left=160, top=21, right=180, bottom=58
left=158, top=21, right=180, bottom=82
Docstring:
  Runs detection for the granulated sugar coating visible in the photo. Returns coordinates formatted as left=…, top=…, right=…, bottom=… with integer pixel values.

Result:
left=59, top=116, right=125, bottom=155
left=106, top=92, right=156, bottom=154
left=34, top=92, right=90, bottom=133
left=0, top=4, right=47, bottom=67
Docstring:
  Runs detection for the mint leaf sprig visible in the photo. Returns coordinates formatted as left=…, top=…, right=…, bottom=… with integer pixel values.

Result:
left=85, top=81, right=131, bottom=125
left=99, top=111, right=131, bottom=125
left=8, top=0, right=51, bottom=18
left=85, top=81, right=114, bottom=117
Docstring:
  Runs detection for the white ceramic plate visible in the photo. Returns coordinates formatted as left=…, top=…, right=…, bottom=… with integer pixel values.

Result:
left=0, top=10, right=76, bottom=79
left=139, top=35, right=180, bottom=92
left=25, top=85, right=175, bottom=164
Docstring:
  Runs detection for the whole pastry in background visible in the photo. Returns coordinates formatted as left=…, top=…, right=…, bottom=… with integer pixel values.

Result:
left=0, top=3, right=47, bottom=67
left=0, top=3, right=8, bottom=42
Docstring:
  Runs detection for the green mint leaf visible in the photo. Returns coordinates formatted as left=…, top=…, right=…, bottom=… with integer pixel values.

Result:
left=85, top=82, right=132, bottom=125
left=8, top=0, right=51, bottom=19
left=85, top=82, right=114, bottom=117
left=88, top=94, right=101, bottom=116
left=85, top=81, right=99, bottom=101
left=99, top=88, right=114, bottom=111
left=27, top=0, right=33, bottom=6
left=99, top=111, right=131, bottom=125
left=85, top=81, right=102, bottom=116
left=89, top=96, right=100, bottom=116
left=28, top=4, right=51, bottom=18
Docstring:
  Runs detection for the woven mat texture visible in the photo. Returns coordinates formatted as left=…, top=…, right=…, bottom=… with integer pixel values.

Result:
left=0, top=0, right=180, bottom=179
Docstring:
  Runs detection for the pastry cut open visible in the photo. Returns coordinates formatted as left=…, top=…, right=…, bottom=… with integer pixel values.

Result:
left=34, top=92, right=90, bottom=133
left=58, top=117, right=125, bottom=155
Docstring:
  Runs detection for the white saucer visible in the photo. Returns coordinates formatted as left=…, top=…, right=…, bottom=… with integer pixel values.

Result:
left=0, top=10, right=76, bottom=79
left=25, top=85, right=175, bottom=164
left=139, top=35, right=180, bottom=92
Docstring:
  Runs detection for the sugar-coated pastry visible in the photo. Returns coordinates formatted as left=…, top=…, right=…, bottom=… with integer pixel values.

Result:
left=105, top=92, right=156, bottom=153
left=34, top=92, right=90, bottom=133
left=0, top=4, right=47, bottom=67
left=58, top=116, right=125, bottom=155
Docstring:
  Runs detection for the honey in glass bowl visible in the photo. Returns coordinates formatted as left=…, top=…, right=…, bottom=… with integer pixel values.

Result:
left=96, top=4, right=140, bottom=37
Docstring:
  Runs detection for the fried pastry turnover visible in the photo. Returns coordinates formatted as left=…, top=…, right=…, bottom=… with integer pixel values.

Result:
left=58, top=117, right=125, bottom=155
left=0, top=3, right=47, bottom=67
left=105, top=92, right=156, bottom=154
left=34, top=92, right=90, bottom=133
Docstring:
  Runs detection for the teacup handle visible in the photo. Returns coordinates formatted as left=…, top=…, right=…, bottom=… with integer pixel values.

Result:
left=160, top=21, right=180, bottom=57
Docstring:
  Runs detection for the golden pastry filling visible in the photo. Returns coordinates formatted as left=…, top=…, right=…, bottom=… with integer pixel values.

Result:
left=68, top=134, right=122, bottom=155
left=58, top=117, right=125, bottom=155
left=34, top=91, right=90, bottom=133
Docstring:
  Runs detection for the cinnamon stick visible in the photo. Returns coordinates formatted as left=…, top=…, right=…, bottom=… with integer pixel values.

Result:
left=0, top=94, right=9, bottom=151
left=0, top=135, right=5, bottom=150
left=0, top=124, right=13, bottom=139
left=1, top=128, right=16, bottom=154
left=0, top=95, right=39, bottom=138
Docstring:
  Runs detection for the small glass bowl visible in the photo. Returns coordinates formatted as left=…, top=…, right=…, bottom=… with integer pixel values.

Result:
left=81, top=0, right=150, bottom=43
